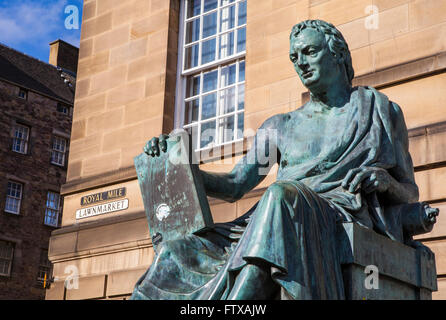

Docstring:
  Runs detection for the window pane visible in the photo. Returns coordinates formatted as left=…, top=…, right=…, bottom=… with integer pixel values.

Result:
left=181, top=3, right=245, bottom=150
left=202, top=93, right=217, bottom=120
left=238, top=0, right=247, bottom=26
left=237, top=112, right=244, bottom=139
left=45, top=192, right=60, bottom=227
left=8, top=182, right=22, bottom=198
left=239, top=60, right=245, bottom=82
left=220, top=63, right=236, bottom=87
left=51, top=151, right=64, bottom=165
left=37, top=250, right=51, bottom=281
left=220, top=4, right=235, bottom=32
left=220, top=87, right=236, bottom=114
left=200, top=121, right=216, bottom=148
left=12, top=125, right=29, bottom=154
left=5, top=197, right=19, bottom=213
left=238, top=84, right=245, bottom=110
left=0, top=241, right=13, bottom=276
left=57, top=103, right=69, bottom=114
left=204, top=0, right=218, bottom=12
left=45, top=209, right=58, bottom=227
left=12, top=140, right=20, bottom=153
left=53, top=137, right=66, bottom=152
left=51, top=137, right=67, bottom=166
left=15, top=129, right=23, bottom=138
left=18, top=88, right=27, bottom=99
left=187, top=0, right=201, bottom=18
left=202, top=38, right=216, bottom=64
left=185, top=99, right=199, bottom=124
left=185, top=18, right=200, bottom=43
left=237, top=27, right=246, bottom=52
left=47, top=192, right=60, bottom=210
left=5, top=182, right=21, bottom=214
left=203, top=12, right=217, bottom=38
left=203, top=70, right=218, bottom=92
left=219, top=31, right=234, bottom=59
left=185, top=44, right=199, bottom=69
left=219, top=116, right=235, bottom=143
left=186, top=75, right=201, bottom=97
left=221, top=0, right=235, bottom=6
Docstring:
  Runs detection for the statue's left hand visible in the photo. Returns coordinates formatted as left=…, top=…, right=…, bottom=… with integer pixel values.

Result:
left=342, top=167, right=391, bottom=194
left=143, top=134, right=169, bottom=157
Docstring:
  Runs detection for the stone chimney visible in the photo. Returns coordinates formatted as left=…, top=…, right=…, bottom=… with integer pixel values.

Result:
left=49, top=39, right=79, bottom=73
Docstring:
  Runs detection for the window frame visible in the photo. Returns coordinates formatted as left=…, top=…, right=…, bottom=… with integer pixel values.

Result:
left=12, top=124, right=30, bottom=154
left=44, top=191, right=61, bottom=227
left=56, top=103, right=69, bottom=115
left=181, top=0, right=247, bottom=75
left=18, top=88, right=28, bottom=100
left=5, top=181, right=23, bottom=215
left=50, top=136, right=67, bottom=166
left=0, top=240, right=14, bottom=277
left=176, top=0, right=246, bottom=152
left=36, top=249, right=52, bottom=282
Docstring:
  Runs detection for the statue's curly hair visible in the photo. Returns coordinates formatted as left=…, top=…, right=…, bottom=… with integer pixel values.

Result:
left=290, top=20, right=354, bottom=85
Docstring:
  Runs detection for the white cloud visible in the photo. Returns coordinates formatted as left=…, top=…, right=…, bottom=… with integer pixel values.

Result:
left=0, top=0, right=80, bottom=47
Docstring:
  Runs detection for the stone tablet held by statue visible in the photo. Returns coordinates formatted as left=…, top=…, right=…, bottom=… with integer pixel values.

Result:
left=134, top=130, right=213, bottom=252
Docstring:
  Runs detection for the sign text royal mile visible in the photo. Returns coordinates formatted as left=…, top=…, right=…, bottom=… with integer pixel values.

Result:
left=80, top=187, right=126, bottom=206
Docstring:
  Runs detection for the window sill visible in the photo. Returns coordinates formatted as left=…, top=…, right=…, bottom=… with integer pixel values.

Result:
left=4, top=210, right=20, bottom=215
left=11, top=150, right=28, bottom=155
left=43, top=223, right=59, bottom=228
left=50, top=162, right=65, bottom=168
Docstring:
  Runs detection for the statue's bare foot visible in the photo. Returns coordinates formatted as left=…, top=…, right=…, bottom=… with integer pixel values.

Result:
left=423, top=204, right=439, bottom=226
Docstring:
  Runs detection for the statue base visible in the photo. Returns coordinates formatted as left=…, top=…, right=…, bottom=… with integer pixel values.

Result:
left=337, top=222, right=437, bottom=300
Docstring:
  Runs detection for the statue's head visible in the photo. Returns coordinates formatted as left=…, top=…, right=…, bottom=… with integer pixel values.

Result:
left=289, top=20, right=354, bottom=93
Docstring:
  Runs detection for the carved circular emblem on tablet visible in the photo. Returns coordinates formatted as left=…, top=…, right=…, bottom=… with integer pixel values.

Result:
left=156, top=203, right=171, bottom=221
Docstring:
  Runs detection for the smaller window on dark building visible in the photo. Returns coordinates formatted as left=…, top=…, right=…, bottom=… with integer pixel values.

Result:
left=0, top=240, right=14, bottom=277
left=51, top=136, right=67, bottom=166
left=12, top=124, right=30, bottom=154
left=37, top=249, right=52, bottom=283
left=44, top=191, right=60, bottom=227
left=57, top=103, right=69, bottom=115
left=5, top=181, right=23, bottom=215
left=18, top=88, right=28, bottom=100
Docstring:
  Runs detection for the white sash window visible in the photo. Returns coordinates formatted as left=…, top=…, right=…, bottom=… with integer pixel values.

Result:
left=176, top=0, right=246, bottom=151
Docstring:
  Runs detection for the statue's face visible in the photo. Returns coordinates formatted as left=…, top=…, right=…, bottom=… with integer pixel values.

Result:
left=290, top=28, right=340, bottom=93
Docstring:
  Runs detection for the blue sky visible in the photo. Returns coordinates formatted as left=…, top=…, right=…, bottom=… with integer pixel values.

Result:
left=0, top=0, right=83, bottom=63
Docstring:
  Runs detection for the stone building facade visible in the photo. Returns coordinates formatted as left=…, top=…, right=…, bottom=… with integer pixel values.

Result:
left=0, top=41, right=77, bottom=299
left=47, top=0, right=446, bottom=299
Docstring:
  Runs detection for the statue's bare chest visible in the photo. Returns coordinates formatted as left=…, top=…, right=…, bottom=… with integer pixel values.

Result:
left=277, top=107, right=350, bottom=168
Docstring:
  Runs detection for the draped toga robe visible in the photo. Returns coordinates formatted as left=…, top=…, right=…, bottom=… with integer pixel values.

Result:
left=130, top=86, right=417, bottom=300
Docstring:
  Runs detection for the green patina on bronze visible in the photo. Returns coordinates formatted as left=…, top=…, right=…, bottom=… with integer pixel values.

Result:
left=134, top=130, right=213, bottom=252
left=131, top=20, right=439, bottom=300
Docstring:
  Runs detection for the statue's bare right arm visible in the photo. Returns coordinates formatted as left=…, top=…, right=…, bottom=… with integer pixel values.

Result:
left=200, top=115, right=281, bottom=202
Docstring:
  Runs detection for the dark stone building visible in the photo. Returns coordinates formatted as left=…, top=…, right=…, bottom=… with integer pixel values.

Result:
left=0, top=40, right=77, bottom=299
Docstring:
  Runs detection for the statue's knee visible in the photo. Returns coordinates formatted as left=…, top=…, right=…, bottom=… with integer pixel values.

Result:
left=158, top=240, right=180, bottom=258
left=265, top=182, right=291, bottom=201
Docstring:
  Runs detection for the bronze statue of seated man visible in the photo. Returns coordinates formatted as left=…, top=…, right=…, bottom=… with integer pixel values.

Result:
left=131, top=20, right=439, bottom=300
